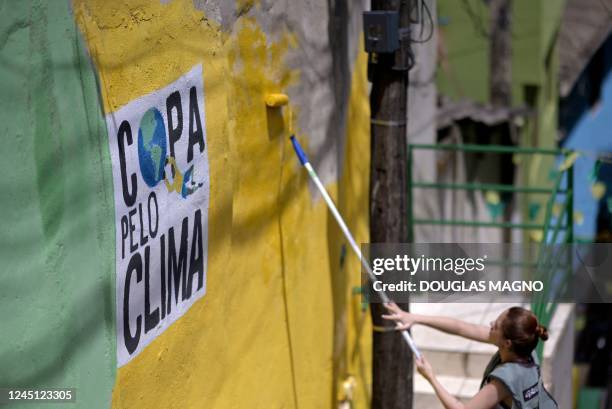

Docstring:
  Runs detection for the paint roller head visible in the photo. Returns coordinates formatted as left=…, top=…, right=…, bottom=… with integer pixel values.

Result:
left=265, top=93, right=289, bottom=107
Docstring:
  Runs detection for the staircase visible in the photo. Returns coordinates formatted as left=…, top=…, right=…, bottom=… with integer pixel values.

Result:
left=411, top=302, right=574, bottom=409
left=403, top=144, right=576, bottom=408
left=406, top=144, right=576, bottom=408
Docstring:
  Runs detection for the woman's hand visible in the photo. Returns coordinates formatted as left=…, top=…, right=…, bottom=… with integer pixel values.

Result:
left=382, top=302, right=418, bottom=330
left=415, top=355, right=435, bottom=382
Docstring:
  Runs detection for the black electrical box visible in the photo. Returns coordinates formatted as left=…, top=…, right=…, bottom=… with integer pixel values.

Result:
left=363, top=11, right=400, bottom=53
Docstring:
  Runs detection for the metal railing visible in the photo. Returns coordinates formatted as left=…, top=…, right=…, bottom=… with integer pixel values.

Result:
left=407, top=143, right=575, bottom=361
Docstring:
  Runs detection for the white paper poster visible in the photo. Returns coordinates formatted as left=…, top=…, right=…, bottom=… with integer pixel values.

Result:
left=105, top=65, right=209, bottom=367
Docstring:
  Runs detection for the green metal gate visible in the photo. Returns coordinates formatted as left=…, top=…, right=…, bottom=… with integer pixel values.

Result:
left=407, top=143, right=575, bottom=359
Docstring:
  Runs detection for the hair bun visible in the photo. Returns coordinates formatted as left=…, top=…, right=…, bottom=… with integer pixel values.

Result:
left=536, top=325, right=549, bottom=341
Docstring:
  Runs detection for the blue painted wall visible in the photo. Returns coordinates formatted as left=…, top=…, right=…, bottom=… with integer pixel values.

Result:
left=559, top=34, right=612, bottom=241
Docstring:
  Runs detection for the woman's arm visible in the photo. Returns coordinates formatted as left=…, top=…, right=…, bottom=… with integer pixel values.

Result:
left=382, top=302, right=491, bottom=343
left=417, top=356, right=510, bottom=409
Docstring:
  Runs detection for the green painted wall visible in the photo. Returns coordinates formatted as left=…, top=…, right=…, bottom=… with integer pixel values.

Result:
left=0, top=1, right=375, bottom=408
left=0, top=1, right=115, bottom=407
left=437, top=0, right=565, bottom=110
left=437, top=0, right=490, bottom=103
left=512, top=0, right=566, bottom=238
left=436, top=0, right=567, bottom=241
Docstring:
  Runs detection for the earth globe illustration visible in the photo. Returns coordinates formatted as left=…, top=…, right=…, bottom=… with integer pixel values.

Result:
left=138, top=108, right=167, bottom=188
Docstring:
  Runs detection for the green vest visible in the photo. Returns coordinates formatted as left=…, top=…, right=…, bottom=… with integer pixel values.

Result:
left=480, top=352, right=558, bottom=409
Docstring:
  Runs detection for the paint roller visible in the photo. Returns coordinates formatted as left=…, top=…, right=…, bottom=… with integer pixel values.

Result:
left=265, top=92, right=421, bottom=359
left=290, top=135, right=421, bottom=359
left=265, top=93, right=290, bottom=108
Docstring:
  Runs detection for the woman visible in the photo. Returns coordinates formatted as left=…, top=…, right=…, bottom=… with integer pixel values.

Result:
left=382, top=303, right=558, bottom=409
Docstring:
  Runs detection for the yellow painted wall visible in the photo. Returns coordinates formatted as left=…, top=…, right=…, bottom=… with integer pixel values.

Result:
left=74, top=0, right=371, bottom=407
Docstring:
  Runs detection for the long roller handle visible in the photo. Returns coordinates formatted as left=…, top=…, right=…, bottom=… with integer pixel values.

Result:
left=290, top=136, right=421, bottom=359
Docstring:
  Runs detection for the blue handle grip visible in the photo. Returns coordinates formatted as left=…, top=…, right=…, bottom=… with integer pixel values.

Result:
left=290, top=135, right=309, bottom=165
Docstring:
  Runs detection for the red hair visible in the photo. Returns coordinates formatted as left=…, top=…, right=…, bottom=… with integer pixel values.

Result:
left=501, top=307, right=548, bottom=357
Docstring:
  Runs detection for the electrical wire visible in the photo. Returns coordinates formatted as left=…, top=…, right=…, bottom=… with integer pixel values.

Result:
left=410, top=0, right=435, bottom=43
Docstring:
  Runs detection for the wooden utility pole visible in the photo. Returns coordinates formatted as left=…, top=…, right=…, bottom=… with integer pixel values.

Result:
left=369, top=0, right=413, bottom=408
left=489, top=0, right=514, bottom=245
left=489, top=0, right=512, bottom=107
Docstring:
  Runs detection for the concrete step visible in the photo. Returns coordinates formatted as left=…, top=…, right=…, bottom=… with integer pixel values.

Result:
left=407, top=302, right=574, bottom=409
left=410, top=303, right=510, bottom=378
left=414, top=373, right=481, bottom=409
